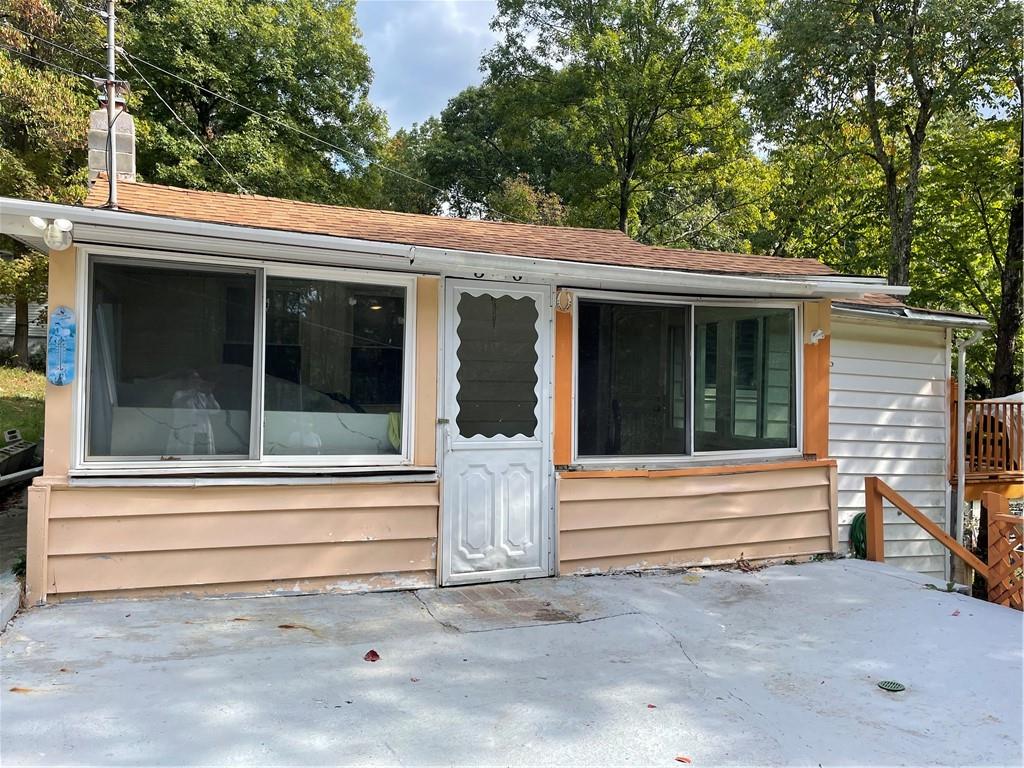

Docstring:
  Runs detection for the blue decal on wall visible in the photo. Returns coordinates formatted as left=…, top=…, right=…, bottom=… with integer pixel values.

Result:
left=47, top=306, right=76, bottom=386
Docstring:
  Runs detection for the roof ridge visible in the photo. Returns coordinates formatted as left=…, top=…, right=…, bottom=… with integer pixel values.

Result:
left=86, top=178, right=636, bottom=240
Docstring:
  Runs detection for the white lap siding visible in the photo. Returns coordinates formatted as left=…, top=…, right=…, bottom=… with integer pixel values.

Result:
left=830, top=317, right=951, bottom=579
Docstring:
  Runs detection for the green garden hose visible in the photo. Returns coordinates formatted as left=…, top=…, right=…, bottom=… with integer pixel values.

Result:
left=849, top=512, right=867, bottom=559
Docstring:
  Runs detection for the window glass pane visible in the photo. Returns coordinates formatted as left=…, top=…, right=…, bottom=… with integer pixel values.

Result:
left=576, top=300, right=689, bottom=456
left=87, top=261, right=255, bottom=459
left=455, top=293, right=538, bottom=439
left=694, top=306, right=796, bottom=451
left=263, top=277, right=405, bottom=456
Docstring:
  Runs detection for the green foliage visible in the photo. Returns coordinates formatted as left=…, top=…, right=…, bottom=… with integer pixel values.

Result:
left=125, top=0, right=386, bottom=203
left=481, top=0, right=762, bottom=239
left=753, top=0, right=1018, bottom=284
left=0, top=0, right=94, bottom=205
left=487, top=174, right=566, bottom=225
left=912, top=111, right=1023, bottom=394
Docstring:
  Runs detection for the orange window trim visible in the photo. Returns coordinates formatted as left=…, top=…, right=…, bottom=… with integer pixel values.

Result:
left=559, top=457, right=837, bottom=480
left=553, top=308, right=574, bottom=466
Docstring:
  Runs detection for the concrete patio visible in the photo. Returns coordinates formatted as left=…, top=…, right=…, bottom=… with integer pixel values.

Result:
left=1, top=559, right=1021, bottom=766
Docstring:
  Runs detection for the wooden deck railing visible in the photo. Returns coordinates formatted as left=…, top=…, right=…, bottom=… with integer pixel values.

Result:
left=949, top=394, right=1023, bottom=480
left=865, top=477, right=1023, bottom=610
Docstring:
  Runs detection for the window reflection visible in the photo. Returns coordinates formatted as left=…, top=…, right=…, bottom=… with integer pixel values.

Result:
left=263, top=277, right=405, bottom=456
left=87, top=261, right=255, bottom=459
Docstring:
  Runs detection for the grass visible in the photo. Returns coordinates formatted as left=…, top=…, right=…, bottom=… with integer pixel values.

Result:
left=0, top=366, right=46, bottom=444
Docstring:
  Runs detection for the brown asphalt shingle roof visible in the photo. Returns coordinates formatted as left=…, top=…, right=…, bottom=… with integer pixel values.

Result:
left=84, top=178, right=837, bottom=278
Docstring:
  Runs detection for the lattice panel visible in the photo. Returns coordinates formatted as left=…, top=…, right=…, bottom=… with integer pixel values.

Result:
left=987, top=514, right=1023, bottom=612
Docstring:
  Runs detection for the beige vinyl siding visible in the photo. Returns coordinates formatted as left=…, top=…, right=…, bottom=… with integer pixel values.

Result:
left=41, top=482, right=438, bottom=597
left=830, top=318, right=949, bottom=579
left=558, top=463, right=835, bottom=573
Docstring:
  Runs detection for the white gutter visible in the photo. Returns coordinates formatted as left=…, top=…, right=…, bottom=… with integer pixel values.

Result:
left=832, top=304, right=990, bottom=330
left=0, top=197, right=910, bottom=300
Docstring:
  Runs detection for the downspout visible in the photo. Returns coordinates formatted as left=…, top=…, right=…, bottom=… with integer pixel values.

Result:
left=953, top=330, right=983, bottom=580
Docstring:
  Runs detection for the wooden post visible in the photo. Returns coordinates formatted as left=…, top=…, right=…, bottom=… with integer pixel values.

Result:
left=865, top=476, right=885, bottom=562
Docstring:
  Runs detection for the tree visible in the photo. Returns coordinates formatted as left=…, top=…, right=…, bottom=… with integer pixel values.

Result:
left=755, top=0, right=1017, bottom=286
left=913, top=109, right=1022, bottom=395
left=358, top=120, right=442, bottom=215
left=123, top=0, right=386, bottom=203
left=0, top=0, right=96, bottom=367
left=487, top=173, right=566, bottom=225
left=485, top=0, right=758, bottom=236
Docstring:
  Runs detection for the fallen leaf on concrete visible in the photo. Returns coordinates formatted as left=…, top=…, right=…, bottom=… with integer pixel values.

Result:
left=364, top=649, right=380, bottom=662
left=951, top=610, right=960, bottom=616
left=736, top=554, right=757, bottom=573
left=674, top=756, right=692, bottom=764
left=682, top=574, right=701, bottom=585
left=647, top=704, right=657, bottom=709
left=410, top=677, right=420, bottom=682
left=278, top=624, right=315, bottom=633
left=9, top=687, right=32, bottom=693
left=231, top=617, right=252, bottom=622
left=58, top=668, right=71, bottom=673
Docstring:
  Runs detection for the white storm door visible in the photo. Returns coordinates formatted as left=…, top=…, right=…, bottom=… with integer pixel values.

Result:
left=441, top=279, right=552, bottom=586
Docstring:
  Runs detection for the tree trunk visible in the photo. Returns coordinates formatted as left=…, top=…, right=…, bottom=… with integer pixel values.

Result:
left=13, top=295, right=29, bottom=369
left=991, top=130, right=1023, bottom=396
left=617, top=176, right=630, bottom=235
left=882, top=166, right=912, bottom=286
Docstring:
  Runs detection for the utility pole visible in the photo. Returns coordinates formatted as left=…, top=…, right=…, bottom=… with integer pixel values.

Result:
left=104, top=0, right=118, bottom=209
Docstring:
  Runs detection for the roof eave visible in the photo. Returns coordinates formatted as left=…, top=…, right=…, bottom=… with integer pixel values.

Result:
left=0, top=197, right=909, bottom=300
left=832, top=302, right=989, bottom=329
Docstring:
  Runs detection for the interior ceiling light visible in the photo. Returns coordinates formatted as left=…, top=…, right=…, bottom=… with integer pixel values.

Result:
left=369, top=300, right=383, bottom=311
left=29, top=217, right=73, bottom=251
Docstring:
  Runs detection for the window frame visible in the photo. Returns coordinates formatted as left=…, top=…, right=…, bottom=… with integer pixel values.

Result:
left=571, top=289, right=803, bottom=467
left=73, top=246, right=418, bottom=474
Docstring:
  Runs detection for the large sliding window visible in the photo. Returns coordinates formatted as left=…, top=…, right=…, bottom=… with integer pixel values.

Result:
left=575, top=296, right=798, bottom=461
left=84, top=255, right=413, bottom=468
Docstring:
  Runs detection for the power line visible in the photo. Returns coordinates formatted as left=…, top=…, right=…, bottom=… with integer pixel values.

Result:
left=121, top=51, right=530, bottom=223
left=121, top=55, right=248, bottom=195
left=0, top=44, right=100, bottom=84
left=2, top=20, right=531, bottom=223
left=0, top=21, right=107, bottom=71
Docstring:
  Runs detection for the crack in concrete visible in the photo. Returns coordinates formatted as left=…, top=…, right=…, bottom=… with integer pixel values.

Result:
left=411, top=591, right=461, bottom=633
left=643, top=615, right=707, bottom=675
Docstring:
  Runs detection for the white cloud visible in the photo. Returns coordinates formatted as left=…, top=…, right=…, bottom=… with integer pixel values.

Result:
left=356, top=0, right=499, bottom=131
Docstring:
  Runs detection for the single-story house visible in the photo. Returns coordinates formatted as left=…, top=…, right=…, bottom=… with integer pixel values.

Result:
left=0, top=174, right=988, bottom=604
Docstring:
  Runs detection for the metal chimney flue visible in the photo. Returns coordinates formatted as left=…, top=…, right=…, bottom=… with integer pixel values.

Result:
left=88, top=90, right=135, bottom=185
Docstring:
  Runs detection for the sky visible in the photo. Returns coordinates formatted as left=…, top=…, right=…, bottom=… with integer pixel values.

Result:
left=355, top=0, right=499, bottom=131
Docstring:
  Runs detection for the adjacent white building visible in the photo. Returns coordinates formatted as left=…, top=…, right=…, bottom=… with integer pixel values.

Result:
left=829, top=298, right=988, bottom=580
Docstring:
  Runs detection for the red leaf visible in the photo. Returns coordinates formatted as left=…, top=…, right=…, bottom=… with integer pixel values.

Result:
left=675, top=757, right=692, bottom=764
left=951, top=610, right=960, bottom=616
left=363, top=649, right=380, bottom=662
left=647, top=704, right=657, bottom=709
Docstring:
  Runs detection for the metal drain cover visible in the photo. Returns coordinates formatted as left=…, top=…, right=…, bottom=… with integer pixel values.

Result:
left=878, top=680, right=906, bottom=693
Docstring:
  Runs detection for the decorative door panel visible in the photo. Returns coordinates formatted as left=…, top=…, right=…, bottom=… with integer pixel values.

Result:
left=441, top=280, right=552, bottom=585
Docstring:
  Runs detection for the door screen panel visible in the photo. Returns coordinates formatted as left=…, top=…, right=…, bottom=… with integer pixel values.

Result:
left=455, top=293, right=539, bottom=438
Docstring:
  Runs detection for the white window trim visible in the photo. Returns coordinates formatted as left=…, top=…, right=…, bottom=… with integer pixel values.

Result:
left=569, top=288, right=804, bottom=468
left=72, top=245, right=419, bottom=474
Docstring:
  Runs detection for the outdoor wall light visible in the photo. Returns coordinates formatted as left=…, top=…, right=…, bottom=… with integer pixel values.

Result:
left=29, top=216, right=74, bottom=251
left=809, top=328, right=826, bottom=344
